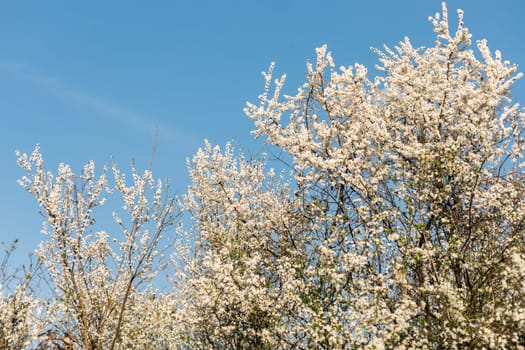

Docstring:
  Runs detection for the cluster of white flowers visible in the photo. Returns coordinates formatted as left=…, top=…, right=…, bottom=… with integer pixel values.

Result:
left=0, top=241, right=43, bottom=349
left=3, top=2, right=524, bottom=349
left=15, top=145, right=177, bottom=349
left=0, top=285, right=42, bottom=349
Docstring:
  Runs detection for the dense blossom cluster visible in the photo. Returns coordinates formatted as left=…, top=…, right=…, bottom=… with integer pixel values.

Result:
left=1, top=3, right=524, bottom=349
left=0, top=284, right=41, bottom=349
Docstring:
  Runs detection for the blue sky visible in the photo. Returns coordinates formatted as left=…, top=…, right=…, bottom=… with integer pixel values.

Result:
left=1, top=0, right=525, bottom=264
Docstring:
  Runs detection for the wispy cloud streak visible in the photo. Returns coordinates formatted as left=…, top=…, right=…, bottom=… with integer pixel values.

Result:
left=0, top=60, right=198, bottom=147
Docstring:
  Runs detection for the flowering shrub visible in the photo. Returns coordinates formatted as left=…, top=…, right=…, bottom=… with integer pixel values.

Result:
left=178, top=3, right=525, bottom=348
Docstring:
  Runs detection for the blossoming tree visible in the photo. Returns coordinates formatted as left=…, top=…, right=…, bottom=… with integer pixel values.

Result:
left=177, top=3, right=524, bottom=348
left=16, top=146, right=177, bottom=349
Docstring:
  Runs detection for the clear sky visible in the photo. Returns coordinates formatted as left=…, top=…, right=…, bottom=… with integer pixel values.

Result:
left=1, top=0, right=525, bottom=264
